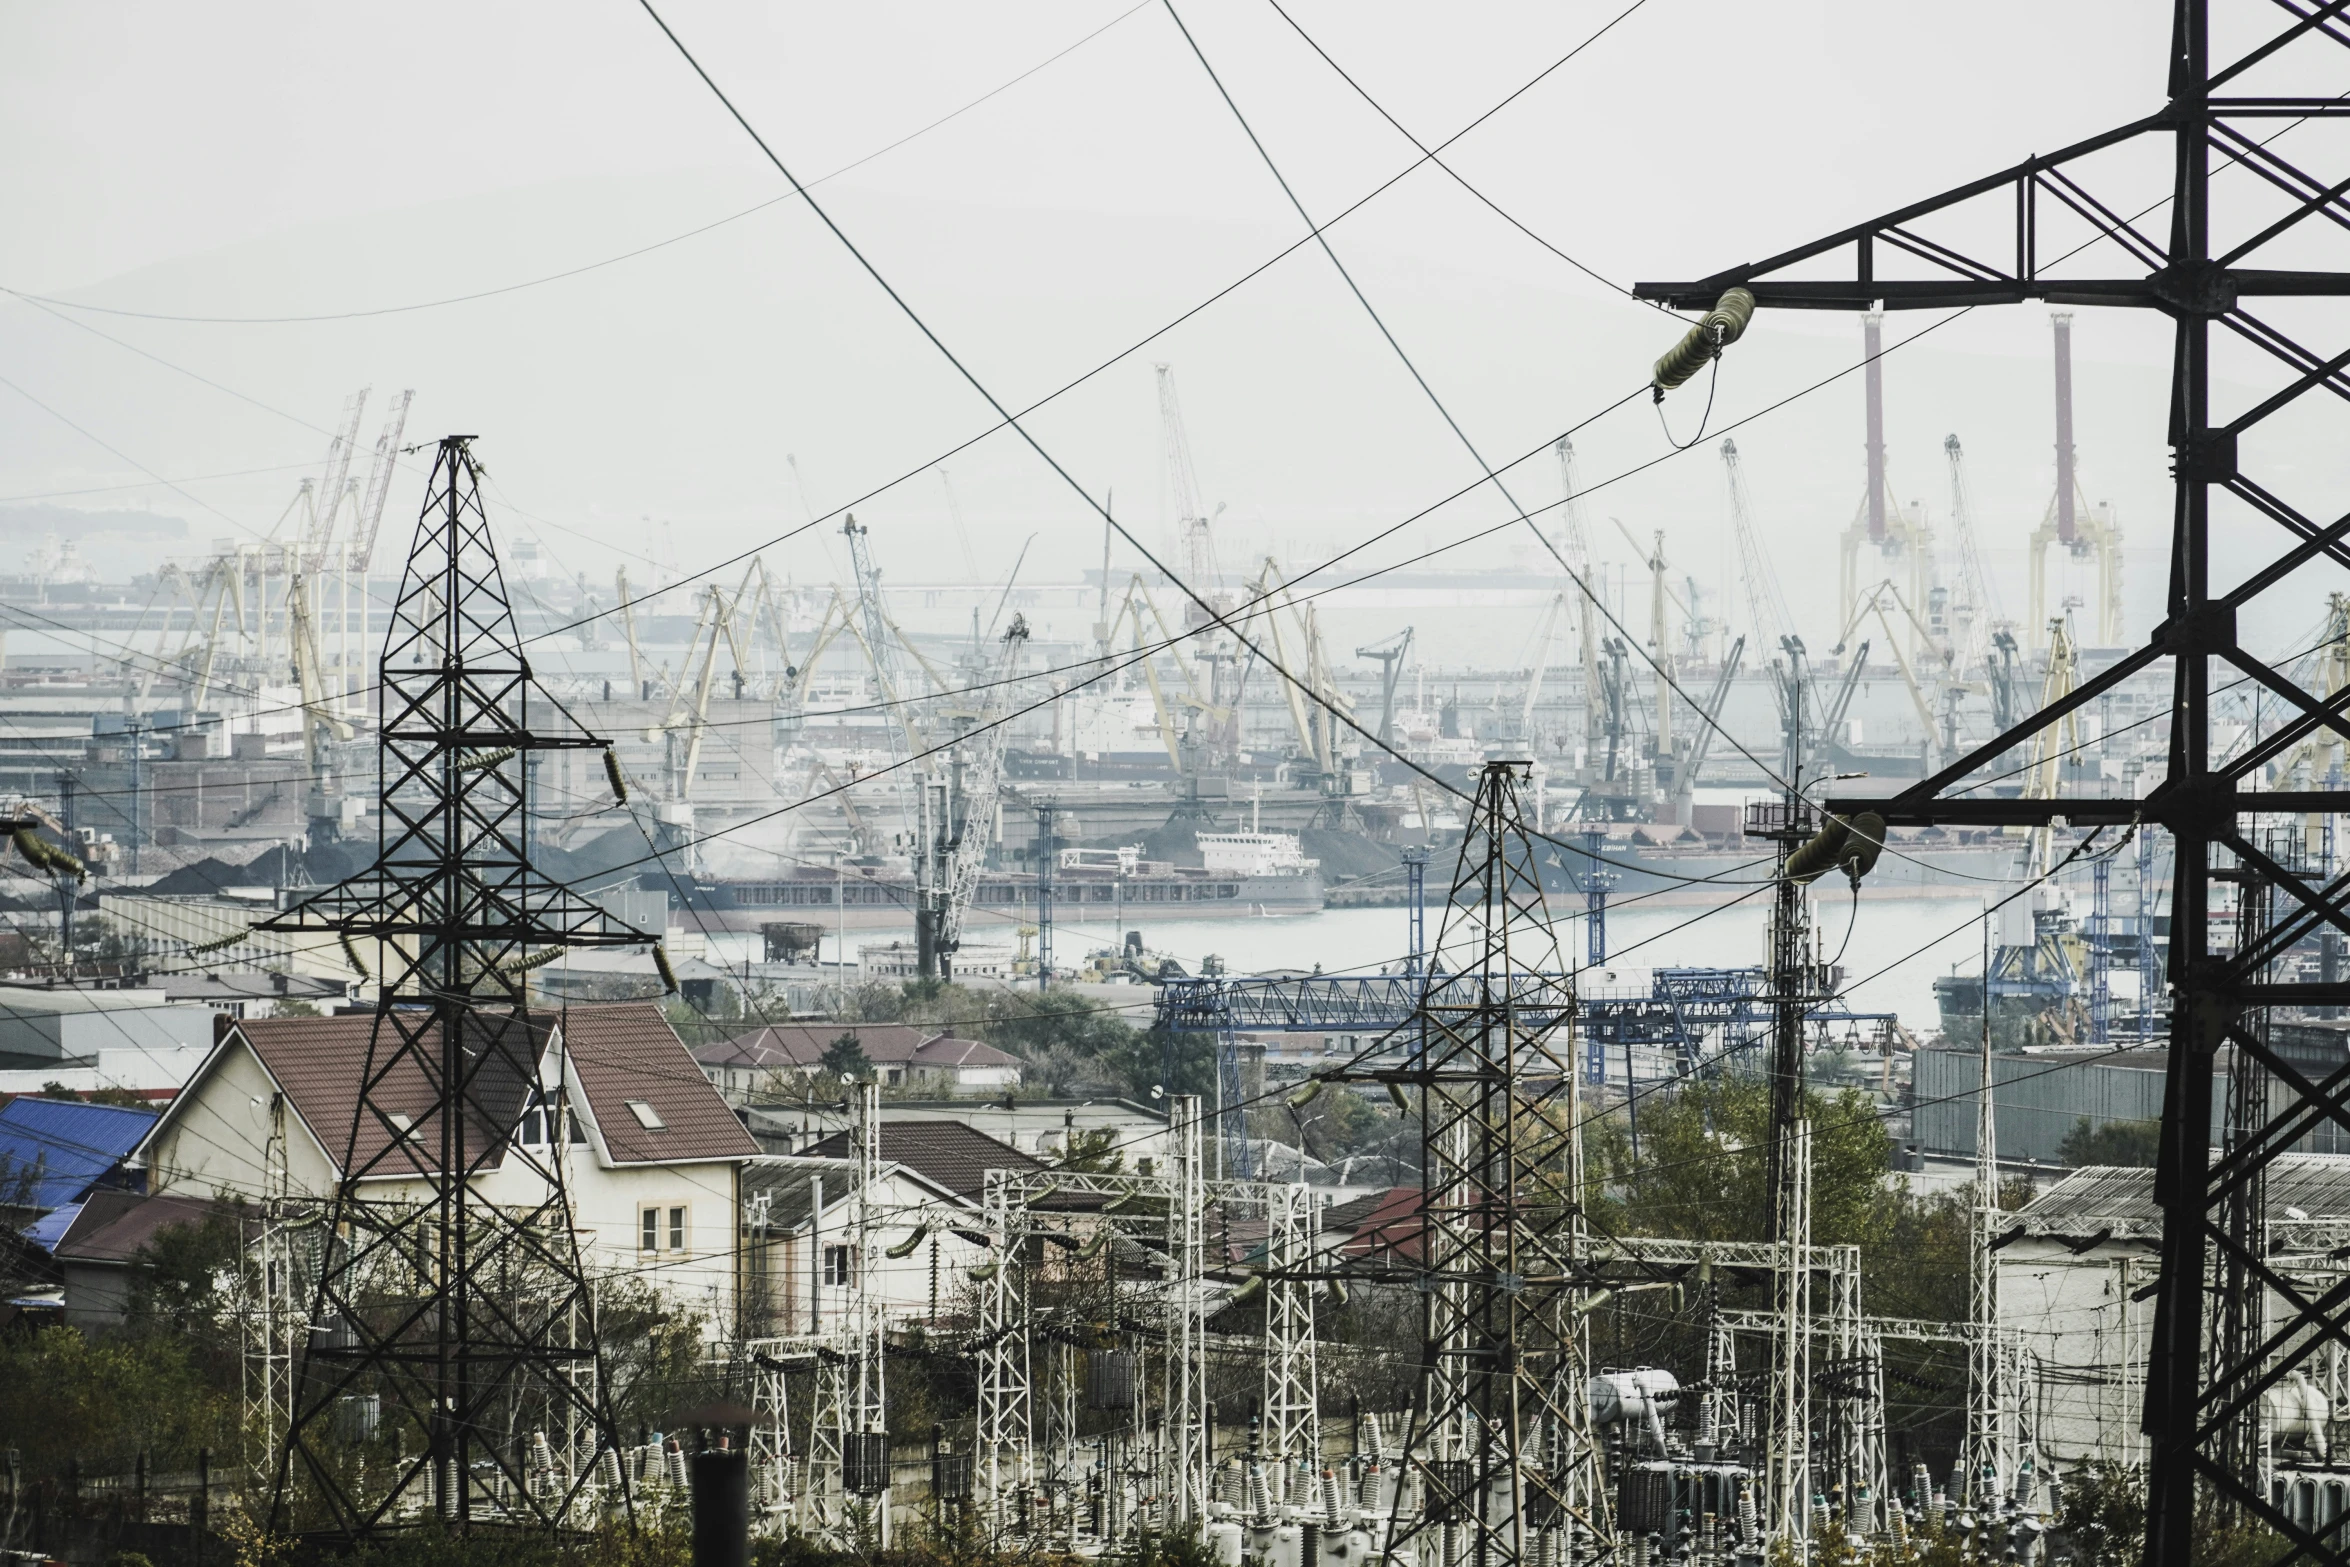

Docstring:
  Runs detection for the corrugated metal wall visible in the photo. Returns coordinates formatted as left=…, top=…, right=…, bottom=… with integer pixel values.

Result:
left=1913, top=1049, right=2218, bottom=1162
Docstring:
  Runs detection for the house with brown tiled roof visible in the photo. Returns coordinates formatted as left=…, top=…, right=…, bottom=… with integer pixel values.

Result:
left=799, top=1120, right=1043, bottom=1202
left=695, top=1022, right=1022, bottom=1099
left=1320, top=1185, right=1426, bottom=1262
left=130, top=1003, right=758, bottom=1317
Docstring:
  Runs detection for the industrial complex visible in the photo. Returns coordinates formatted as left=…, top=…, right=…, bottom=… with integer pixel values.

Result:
left=6, top=7, right=2350, bottom=1567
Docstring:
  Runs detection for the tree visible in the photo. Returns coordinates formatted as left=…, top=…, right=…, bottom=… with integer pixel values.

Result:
left=1053, top=1127, right=1125, bottom=1173
left=1617, top=1072, right=1897, bottom=1248
left=820, top=1032, right=873, bottom=1081
left=2059, top=1116, right=2160, bottom=1167
left=127, top=1205, right=248, bottom=1337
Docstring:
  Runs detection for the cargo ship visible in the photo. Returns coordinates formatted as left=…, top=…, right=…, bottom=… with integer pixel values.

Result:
left=688, top=831, right=1325, bottom=931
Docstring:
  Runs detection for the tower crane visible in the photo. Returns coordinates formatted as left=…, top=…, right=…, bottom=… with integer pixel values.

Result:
left=921, top=615, right=1031, bottom=980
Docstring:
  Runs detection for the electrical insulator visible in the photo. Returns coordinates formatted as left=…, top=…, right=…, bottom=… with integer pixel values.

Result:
left=1652, top=288, right=1757, bottom=396
left=1837, top=811, right=1887, bottom=884
left=1783, top=817, right=1852, bottom=885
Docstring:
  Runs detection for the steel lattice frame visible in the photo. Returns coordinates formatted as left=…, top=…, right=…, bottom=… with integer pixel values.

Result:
left=1383, top=761, right=1598, bottom=1567
left=260, top=437, right=648, bottom=1536
left=1635, top=6, right=2350, bottom=1561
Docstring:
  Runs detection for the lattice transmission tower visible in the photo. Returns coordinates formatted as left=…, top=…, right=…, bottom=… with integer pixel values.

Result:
left=261, top=436, right=650, bottom=1536
left=1637, top=6, right=2350, bottom=1558
left=1386, top=760, right=1606, bottom=1567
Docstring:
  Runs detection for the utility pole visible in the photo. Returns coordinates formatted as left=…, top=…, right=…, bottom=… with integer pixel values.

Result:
left=1035, top=799, right=1056, bottom=990
left=125, top=718, right=145, bottom=876
left=55, top=772, right=76, bottom=959
left=1583, top=826, right=1609, bottom=968
left=1752, top=779, right=1818, bottom=1552
left=1401, top=845, right=1429, bottom=976
left=1966, top=913, right=2008, bottom=1506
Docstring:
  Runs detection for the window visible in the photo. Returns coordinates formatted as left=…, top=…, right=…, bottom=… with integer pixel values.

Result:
left=823, top=1244, right=851, bottom=1287
left=626, top=1100, right=666, bottom=1130
left=642, top=1206, right=688, bottom=1253
left=519, top=1106, right=544, bottom=1146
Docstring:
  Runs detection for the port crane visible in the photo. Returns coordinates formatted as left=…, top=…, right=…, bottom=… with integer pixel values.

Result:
left=2026, top=313, right=2123, bottom=648
left=1355, top=628, right=1415, bottom=748
left=1668, top=634, right=1748, bottom=820
left=1554, top=437, right=1603, bottom=775
left=918, top=616, right=1031, bottom=979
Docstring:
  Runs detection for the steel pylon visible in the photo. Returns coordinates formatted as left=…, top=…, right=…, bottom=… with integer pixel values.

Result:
left=260, top=437, right=649, bottom=1536
left=1386, top=760, right=1606, bottom=1567
left=1637, top=7, right=2350, bottom=1560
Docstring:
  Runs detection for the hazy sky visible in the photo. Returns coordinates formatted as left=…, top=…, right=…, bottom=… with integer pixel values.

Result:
left=3, top=2, right=2338, bottom=661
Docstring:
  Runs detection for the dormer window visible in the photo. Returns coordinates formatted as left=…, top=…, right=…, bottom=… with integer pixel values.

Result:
left=518, top=1088, right=586, bottom=1147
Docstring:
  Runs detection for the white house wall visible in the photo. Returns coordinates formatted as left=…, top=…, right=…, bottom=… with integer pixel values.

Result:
left=145, top=1039, right=746, bottom=1326
left=1997, top=1240, right=2156, bottom=1468
left=143, top=1038, right=341, bottom=1204
left=747, top=1165, right=987, bottom=1335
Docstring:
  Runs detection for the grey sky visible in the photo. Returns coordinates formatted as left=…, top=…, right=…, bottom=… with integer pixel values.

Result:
left=10, top=1, right=2330, bottom=661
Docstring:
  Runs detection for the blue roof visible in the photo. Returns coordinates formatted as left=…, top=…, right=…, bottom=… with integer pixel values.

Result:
left=0, top=1097, right=159, bottom=1211
left=20, top=1198, right=82, bottom=1254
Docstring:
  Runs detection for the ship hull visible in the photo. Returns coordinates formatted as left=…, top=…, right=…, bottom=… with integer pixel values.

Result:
left=687, top=867, right=1325, bottom=931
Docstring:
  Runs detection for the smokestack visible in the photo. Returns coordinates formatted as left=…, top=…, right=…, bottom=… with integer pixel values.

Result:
left=2052, top=311, right=2077, bottom=545
left=1864, top=311, right=1887, bottom=542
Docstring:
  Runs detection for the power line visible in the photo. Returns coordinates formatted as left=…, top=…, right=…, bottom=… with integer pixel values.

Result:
left=532, top=6, right=1670, bottom=648
left=1258, top=0, right=1652, bottom=304
left=0, top=1, right=1158, bottom=328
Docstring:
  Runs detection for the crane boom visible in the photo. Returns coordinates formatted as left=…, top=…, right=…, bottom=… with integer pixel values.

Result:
left=1943, top=433, right=2003, bottom=671
left=351, top=390, right=414, bottom=573
left=1812, top=641, right=1871, bottom=776
left=1556, top=438, right=1603, bottom=762
left=303, top=388, right=368, bottom=571
left=1671, top=634, right=1747, bottom=814
left=936, top=616, right=1032, bottom=970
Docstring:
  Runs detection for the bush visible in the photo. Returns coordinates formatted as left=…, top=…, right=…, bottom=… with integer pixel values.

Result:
left=0, top=1325, right=238, bottom=1477
left=2059, top=1117, right=2160, bottom=1167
